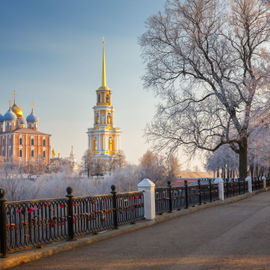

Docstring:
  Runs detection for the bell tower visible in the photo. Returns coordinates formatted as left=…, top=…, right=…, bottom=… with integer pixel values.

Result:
left=87, top=38, right=121, bottom=176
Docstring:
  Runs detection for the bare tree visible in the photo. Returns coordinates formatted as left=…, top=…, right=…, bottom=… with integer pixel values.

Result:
left=166, top=155, right=181, bottom=182
left=82, top=149, right=96, bottom=177
left=139, top=150, right=167, bottom=184
left=140, top=0, right=270, bottom=179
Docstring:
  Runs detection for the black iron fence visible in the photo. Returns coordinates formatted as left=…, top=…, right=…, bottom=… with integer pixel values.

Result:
left=252, top=177, right=264, bottom=191
left=266, top=177, right=270, bottom=187
left=224, top=179, right=248, bottom=198
left=155, top=179, right=218, bottom=215
left=0, top=186, right=144, bottom=257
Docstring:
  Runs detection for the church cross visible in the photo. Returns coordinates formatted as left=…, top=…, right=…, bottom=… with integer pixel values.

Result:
left=30, top=101, right=35, bottom=111
left=13, top=90, right=18, bottom=104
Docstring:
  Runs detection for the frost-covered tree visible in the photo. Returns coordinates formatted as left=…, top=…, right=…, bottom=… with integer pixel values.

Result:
left=82, top=149, right=97, bottom=177
left=140, top=0, right=270, bottom=180
left=206, top=145, right=239, bottom=178
left=109, top=151, right=126, bottom=172
left=166, top=155, right=181, bottom=182
left=139, top=150, right=167, bottom=184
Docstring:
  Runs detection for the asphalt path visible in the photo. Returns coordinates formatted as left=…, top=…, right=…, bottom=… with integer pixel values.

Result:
left=11, top=191, right=270, bottom=270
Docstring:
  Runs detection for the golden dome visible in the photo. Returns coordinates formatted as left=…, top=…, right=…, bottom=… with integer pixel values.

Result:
left=11, top=103, right=23, bottom=119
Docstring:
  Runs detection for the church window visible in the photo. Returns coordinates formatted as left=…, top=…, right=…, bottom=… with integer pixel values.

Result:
left=93, top=138, right=97, bottom=151
left=2, top=149, right=4, bottom=156
left=9, top=137, right=11, bottom=145
left=31, top=138, right=35, bottom=146
left=107, top=113, right=111, bottom=124
left=98, top=94, right=101, bottom=103
left=109, top=138, right=113, bottom=151
left=31, top=150, right=34, bottom=157
left=19, top=149, right=22, bottom=157
left=106, top=94, right=110, bottom=103
left=95, top=113, right=99, bottom=124
left=19, top=137, right=23, bottom=145
left=43, top=139, right=46, bottom=146
left=43, top=150, right=46, bottom=158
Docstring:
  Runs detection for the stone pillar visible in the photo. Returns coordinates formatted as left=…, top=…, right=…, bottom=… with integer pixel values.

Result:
left=216, top=178, right=224, bottom=201
left=246, top=176, right=252, bottom=193
left=138, top=178, right=155, bottom=220
left=262, top=176, right=266, bottom=189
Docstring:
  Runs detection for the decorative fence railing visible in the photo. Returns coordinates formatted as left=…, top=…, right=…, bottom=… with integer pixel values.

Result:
left=0, top=175, right=269, bottom=258
left=155, top=180, right=219, bottom=215
left=266, top=177, right=270, bottom=187
left=252, top=177, right=264, bottom=191
left=0, top=186, right=144, bottom=257
left=224, top=179, right=248, bottom=198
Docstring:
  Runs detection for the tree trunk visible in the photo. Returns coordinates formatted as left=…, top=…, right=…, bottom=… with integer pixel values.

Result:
left=239, top=137, right=248, bottom=180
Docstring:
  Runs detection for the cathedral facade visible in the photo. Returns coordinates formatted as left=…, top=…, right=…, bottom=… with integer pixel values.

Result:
left=0, top=93, right=51, bottom=165
left=87, top=39, right=121, bottom=176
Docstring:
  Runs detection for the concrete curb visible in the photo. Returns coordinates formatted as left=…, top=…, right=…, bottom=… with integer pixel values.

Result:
left=0, top=188, right=268, bottom=269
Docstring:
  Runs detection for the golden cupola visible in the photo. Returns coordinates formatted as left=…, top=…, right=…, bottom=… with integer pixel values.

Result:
left=11, top=93, right=23, bottom=119
left=11, top=104, right=23, bottom=119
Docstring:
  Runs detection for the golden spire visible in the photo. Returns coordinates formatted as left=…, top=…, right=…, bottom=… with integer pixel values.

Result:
left=102, top=37, right=106, bottom=88
left=99, top=37, right=110, bottom=90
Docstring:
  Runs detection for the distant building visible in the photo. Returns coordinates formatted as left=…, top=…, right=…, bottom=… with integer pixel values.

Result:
left=87, top=38, right=121, bottom=176
left=0, top=93, right=51, bottom=165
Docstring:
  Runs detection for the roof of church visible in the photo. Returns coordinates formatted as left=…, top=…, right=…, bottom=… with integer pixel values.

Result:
left=26, top=110, right=38, bottom=122
left=0, top=127, right=51, bottom=136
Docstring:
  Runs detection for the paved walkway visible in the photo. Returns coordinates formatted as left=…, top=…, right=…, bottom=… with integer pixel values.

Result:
left=11, top=191, right=270, bottom=270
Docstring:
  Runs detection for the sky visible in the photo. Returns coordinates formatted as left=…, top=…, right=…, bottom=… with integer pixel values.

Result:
left=0, top=0, right=203, bottom=169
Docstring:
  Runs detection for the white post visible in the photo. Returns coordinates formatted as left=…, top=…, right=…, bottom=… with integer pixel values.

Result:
left=262, top=176, right=266, bottom=189
left=216, top=178, right=224, bottom=201
left=246, top=176, right=252, bottom=193
left=138, top=178, right=155, bottom=220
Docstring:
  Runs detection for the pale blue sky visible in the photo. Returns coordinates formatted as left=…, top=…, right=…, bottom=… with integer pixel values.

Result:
left=0, top=0, right=168, bottom=165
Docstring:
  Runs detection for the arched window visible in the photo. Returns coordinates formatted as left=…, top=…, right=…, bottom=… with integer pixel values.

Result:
left=109, top=137, right=113, bottom=151
left=93, top=138, right=97, bottom=151
left=19, top=149, right=23, bottom=157
left=95, top=113, right=99, bottom=124
left=107, top=113, right=111, bottom=124
left=106, top=94, right=110, bottom=103
left=98, top=94, right=101, bottom=103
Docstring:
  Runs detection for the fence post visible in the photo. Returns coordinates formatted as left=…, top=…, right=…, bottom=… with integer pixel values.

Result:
left=198, top=179, right=202, bottom=205
left=238, top=178, right=241, bottom=195
left=111, top=185, right=118, bottom=229
left=262, top=176, right=266, bottom=189
left=66, top=186, right=74, bottom=241
left=184, top=180, right=189, bottom=209
left=246, top=176, right=252, bottom=193
left=209, top=179, right=212, bottom=202
left=0, top=189, right=8, bottom=258
left=216, top=178, right=224, bottom=201
left=167, top=181, right=172, bottom=213
left=138, top=179, right=155, bottom=220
